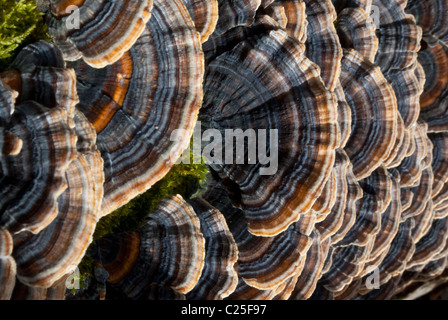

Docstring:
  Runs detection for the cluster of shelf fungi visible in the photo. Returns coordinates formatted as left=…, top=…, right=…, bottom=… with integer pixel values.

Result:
left=1, top=0, right=448, bottom=300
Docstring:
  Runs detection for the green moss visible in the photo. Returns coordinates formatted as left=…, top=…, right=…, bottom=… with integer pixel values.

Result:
left=0, top=0, right=51, bottom=71
left=72, top=148, right=209, bottom=290
left=77, top=255, right=94, bottom=287
left=93, top=148, right=209, bottom=240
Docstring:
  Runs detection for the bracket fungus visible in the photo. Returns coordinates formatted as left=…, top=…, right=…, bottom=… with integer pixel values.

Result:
left=201, top=15, right=339, bottom=236
left=0, top=40, right=104, bottom=293
left=47, top=0, right=154, bottom=68
left=202, top=180, right=312, bottom=293
left=12, top=109, right=103, bottom=288
left=372, top=0, right=422, bottom=131
left=92, top=195, right=206, bottom=299
left=0, top=41, right=80, bottom=235
left=71, top=0, right=204, bottom=216
left=417, top=42, right=448, bottom=132
left=2, top=0, right=448, bottom=301
left=315, top=149, right=362, bottom=243
left=0, top=229, right=15, bottom=300
left=182, top=0, right=219, bottom=43
left=303, top=0, right=342, bottom=92
left=257, top=0, right=308, bottom=44
left=186, top=198, right=238, bottom=300
left=405, top=0, right=448, bottom=47
left=335, top=6, right=378, bottom=62
left=214, top=0, right=262, bottom=35
left=340, top=48, right=399, bottom=180
left=91, top=194, right=239, bottom=300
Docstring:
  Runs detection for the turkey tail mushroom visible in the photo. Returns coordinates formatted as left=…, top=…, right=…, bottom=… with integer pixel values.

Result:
left=372, top=0, right=422, bottom=131
left=0, top=83, right=21, bottom=158
left=340, top=48, right=399, bottom=180
left=303, top=0, right=342, bottom=92
left=365, top=169, right=402, bottom=265
left=335, top=6, right=379, bottom=62
left=259, top=0, right=308, bottom=43
left=71, top=0, right=204, bottom=217
left=186, top=198, right=238, bottom=300
left=280, top=0, right=308, bottom=43
left=429, top=132, right=448, bottom=202
left=0, top=42, right=80, bottom=235
left=182, top=0, right=219, bottom=42
left=289, top=232, right=330, bottom=299
left=372, top=0, right=421, bottom=72
left=200, top=17, right=339, bottom=236
left=2, top=0, right=448, bottom=301
left=0, top=40, right=104, bottom=290
left=405, top=0, right=448, bottom=47
left=258, top=2, right=289, bottom=29
left=93, top=195, right=206, bottom=299
left=315, top=149, right=362, bottom=242
left=10, top=276, right=68, bottom=300
left=335, top=165, right=392, bottom=248
left=201, top=180, right=312, bottom=292
left=407, top=217, right=448, bottom=270
left=417, top=42, right=448, bottom=132
left=400, top=142, right=434, bottom=222
left=214, top=0, right=262, bottom=35
left=0, top=230, right=15, bottom=300
left=47, top=0, right=154, bottom=68
left=396, top=122, right=431, bottom=188
left=368, top=219, right=416, bottom=289
left=12, top=110, right=103, bottom=288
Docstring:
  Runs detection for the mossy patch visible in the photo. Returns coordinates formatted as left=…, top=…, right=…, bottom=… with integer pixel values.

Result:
left=75, top=147, right=209, bottom=290
left=0, top=0, right=51, bottom=71
left=93, top=148, right=209, bottom=240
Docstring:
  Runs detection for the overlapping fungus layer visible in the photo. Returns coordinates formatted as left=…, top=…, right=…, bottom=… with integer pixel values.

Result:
left=1, top=0, right=448, bottom=300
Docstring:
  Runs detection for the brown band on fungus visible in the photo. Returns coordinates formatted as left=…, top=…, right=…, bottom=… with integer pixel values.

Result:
left=336, top=7, right=379, bottom=63
left=0, top=230, right=16, bottom=300
left=94, top=195, right=205, bottom=299
left=303, top=0, right=342, bottom=91
left=201, top=22, right=338, bottom=236
left=72, top=0, right=204, bottom=217
left=201, top=180, right=312, bottom=291
left=13, top=110, right=103, bottom=288
left=186, top=198, right=238, bottom=300
left=50, top=0, right=86, bottom=18
left=340, top=48, right=398, bottom=180
left=258, top=2, right=288, bottom=29
left=182, top=0, right=219, bottom=42
left=0, top=42, right=80, bottom=235
left=214, top=0, right=262, bottom=35
left=48, top=0, right=153, bottom=68
left=418, top=42, right=448, bottom=132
